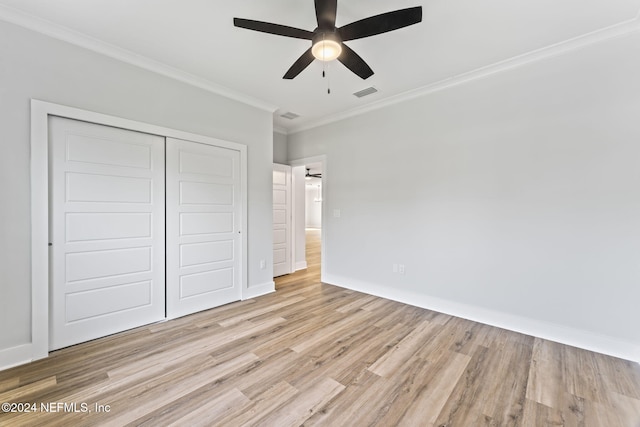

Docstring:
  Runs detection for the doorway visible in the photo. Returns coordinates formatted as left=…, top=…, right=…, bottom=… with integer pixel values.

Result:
left=287, top=156, right=326, bottom=285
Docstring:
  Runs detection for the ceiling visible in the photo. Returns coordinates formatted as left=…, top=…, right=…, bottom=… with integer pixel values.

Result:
left=1, top=0, right=639, bottom=133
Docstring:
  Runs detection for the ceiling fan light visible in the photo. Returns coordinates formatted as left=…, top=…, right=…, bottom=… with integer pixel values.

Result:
left=312, top=39, right=342, bottom=61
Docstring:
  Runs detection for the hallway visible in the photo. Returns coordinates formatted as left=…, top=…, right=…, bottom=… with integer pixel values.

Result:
left=275, top=228, right=321, bottom=291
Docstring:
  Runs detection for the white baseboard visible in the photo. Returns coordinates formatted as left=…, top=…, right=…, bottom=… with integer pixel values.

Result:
left=294, top=261, right=308, bottom=271
left=0, top=343, right=33, bottom=372
left=244, top=281, right=275, bottom=300
left=323, top=274, right=640, bottom=364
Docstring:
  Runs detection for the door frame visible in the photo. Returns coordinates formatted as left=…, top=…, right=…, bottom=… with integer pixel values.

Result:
left=30, top=99, right=248, bottom=362
left=288, top=155, right=327, bottom=281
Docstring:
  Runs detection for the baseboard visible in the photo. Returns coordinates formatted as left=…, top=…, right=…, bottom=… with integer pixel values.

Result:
left=323, top=274, right=640, bottom=364
left=244, top=281, right=275, bottom=300
left=0, top=343, right=33, bottom=372
left=294, top=261, right=308, bottom=271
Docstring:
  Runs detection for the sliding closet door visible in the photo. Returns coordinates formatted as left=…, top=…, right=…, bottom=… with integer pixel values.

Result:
left=165, top=137, right=242, bottom=319
left=49, top=117, right=165, bottom=350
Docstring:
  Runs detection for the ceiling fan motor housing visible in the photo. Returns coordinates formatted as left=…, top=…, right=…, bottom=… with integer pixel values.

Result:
left=312, top=30, right=342, bottom=46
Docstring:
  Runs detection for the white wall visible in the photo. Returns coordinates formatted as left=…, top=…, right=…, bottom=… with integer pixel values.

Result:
left=288, top=31, right=640, bottom=361
left=273, top=131, right=288, bottom=163
left=0, top=21, right=274, bottom=361
left=305, top=179, right=322, bottom=228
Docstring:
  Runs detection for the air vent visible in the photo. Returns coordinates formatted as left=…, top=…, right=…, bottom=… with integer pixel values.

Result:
left=353, top=87, right=378, bottom=98
left=280, top=112, right=300, bottom=120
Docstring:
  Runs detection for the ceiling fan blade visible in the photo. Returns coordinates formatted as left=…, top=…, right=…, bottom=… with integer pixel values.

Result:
left=337, top=44, right=374, bottom=80
left=283, top=48, right=315, bottom=79
left=234, top=18, right=314, bottom=40
left=338, top=6, right=422, bottom=41
left=315, top=0, right=337, bottom=29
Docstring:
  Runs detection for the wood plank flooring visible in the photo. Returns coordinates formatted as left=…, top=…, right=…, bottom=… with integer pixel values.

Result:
left=1, top=228, right=639, bottom=426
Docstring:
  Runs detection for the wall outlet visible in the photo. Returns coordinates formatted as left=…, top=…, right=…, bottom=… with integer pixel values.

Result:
left=333, top=209, right=341, bottom=218
left=259, top=259, right=266, bottom=270
left=399, top=264, right=406, bottom=275
left=393, top=263, right=398, bottom=273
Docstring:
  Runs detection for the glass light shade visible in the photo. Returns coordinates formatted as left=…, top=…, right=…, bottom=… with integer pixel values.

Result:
left=312, top=39, right=342, bottom=61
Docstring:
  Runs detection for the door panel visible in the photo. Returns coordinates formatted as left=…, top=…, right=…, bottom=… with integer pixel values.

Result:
left=180, top=241, right=234, bottom=266
left=273, top=164, right=292, bottom=277
left=66, top=173, right=152, bottom=203
left=66, top=213, right=152, bottom=241
left=180, top=269, right=234, bottom=298
left=180, top=181, right=233, bottom=205
left=65, top=281, right=153, bottom=322
left=65, top=247, right=151, bottom=282
left=166, top=138, right=242, bottom=319
left=49, top=116, right=165, bottom=350
left=180, top=212, right=234, bottom=235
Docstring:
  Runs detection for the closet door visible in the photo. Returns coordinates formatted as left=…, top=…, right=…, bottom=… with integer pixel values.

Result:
left=49, top=117, right=165, bottom=350
left=165, top=138, right=242, bottom=319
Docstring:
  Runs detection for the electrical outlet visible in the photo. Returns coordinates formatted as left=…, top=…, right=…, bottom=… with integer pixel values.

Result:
left=393, top=263, right=398, bottom=273
left=399, top=264, right=405, bottom=275
left=260, top=259, right=266, bottom=270
left=333, top=209, right=341, bottom=218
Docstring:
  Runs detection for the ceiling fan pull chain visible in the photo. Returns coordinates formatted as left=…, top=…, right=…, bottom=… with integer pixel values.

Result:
left=324, top=34, right=330, bottom=95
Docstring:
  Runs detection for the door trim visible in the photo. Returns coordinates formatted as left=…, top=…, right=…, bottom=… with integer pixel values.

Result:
left=30, top=99, right=248, bottom=363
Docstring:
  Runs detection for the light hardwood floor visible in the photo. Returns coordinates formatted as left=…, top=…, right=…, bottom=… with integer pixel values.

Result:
left=1, top=229, right=639, bottom=426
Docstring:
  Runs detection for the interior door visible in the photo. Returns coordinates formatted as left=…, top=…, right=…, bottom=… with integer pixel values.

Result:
left=49, top=116, right=165, bottom=350
left=273, top=164, right=292, bottom=277
left=166, top=137, right=242, bottom=319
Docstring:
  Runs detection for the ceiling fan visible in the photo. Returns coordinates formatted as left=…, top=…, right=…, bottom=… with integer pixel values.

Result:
left=306, top=168, right=322, bottom=179
left=234, top=1, right=422, bottom=80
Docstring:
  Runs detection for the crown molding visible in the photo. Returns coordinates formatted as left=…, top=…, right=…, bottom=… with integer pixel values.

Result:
left=3, top=3, right=639, bottom=132
left=273, top=125, right=288, bottom=135
left=0, top=4, right=278, bottom=113
left=288, top=14, right=640, bottom=135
